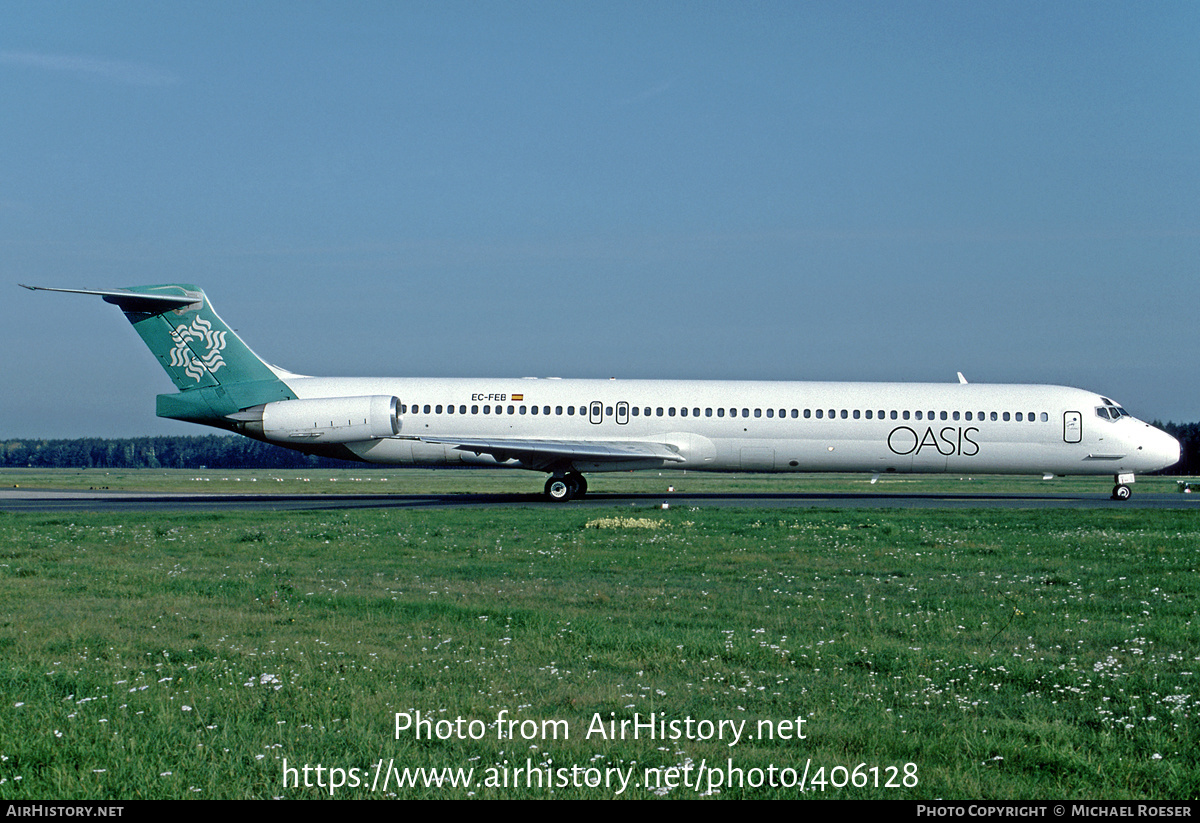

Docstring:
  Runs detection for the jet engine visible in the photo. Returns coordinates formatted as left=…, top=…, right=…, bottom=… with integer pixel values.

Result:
left=241, top=395, right=401, bottom=443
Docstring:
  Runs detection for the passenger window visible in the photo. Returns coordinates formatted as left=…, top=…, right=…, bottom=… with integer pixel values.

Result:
left=680, top=407, right=687, bottom=417
left=669, top=407, right=676, bottom=417
left=853, top=410, right=860, bottom=419
left=816, top=409, right=823, bottom=419
left=657, top=408, right=664, bottom=417
left=755, top=409, right=762, bottom=418
left=555, top=406, right=562, bottom=415
left=706, top=408, right=713, bottom=417
left=990, top=412, right=998, bottom=421
left=717, top=408, right=725, bottom=417
left=865, top=410, right=872, bottom=419
left=694, top=408, right=700, bottom=417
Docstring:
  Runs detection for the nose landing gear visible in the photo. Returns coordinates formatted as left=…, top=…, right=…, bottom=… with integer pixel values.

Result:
left=1111, top=472, right=1135, bottom=501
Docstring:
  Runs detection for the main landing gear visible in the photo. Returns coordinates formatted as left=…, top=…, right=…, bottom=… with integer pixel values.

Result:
left=544, top=471, right=587, bottom=502
left=1111, top=472, right=1134, bottom=501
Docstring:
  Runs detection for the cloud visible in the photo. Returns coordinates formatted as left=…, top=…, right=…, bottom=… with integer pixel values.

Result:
left=0, top=50, right=178, bottom=86
left=616, top=76, right=678, bottom=106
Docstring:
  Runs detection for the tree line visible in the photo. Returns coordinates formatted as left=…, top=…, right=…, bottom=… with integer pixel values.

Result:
left=0, top=435, right=361, bottom=470
left=2, top=424, right=1196, bottom=474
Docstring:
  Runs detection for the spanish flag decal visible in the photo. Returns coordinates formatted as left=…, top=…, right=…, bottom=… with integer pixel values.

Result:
left=512, top=394, right=524, bottom=401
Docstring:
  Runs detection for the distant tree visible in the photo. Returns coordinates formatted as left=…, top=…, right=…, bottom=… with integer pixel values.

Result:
left=0, top=435, right=365, bottom=469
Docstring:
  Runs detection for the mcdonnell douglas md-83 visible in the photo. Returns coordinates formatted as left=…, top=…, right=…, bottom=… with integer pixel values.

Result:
left=23, top=284, right=1181, bottom=501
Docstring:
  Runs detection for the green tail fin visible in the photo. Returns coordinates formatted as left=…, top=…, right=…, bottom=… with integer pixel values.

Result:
left=113, top=284, right=280, bottom=390
left=24, top=283, right=296, bottom=424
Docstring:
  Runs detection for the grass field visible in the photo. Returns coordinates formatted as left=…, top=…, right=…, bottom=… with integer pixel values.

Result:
left=1, top=472, right=1197, bottom=798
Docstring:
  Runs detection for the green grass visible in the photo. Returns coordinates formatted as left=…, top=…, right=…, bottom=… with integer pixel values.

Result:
left=1, top=505, right=1197, bottom=798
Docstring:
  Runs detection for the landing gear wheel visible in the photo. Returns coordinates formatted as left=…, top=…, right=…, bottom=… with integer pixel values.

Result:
left=566, top=472, right=587, bottom=499
left=545, top=476, right=572, bottom=502
left=1112, top=484, right=1132, bottom=501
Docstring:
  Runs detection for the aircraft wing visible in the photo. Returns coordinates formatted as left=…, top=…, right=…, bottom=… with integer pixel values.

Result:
left=403, top=435, right=685, bottom=466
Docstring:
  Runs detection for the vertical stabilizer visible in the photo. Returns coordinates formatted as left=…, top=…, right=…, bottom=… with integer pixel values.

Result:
left=120, top=285, right=284, bottom=390
left=22, top=283, right=295, bottom=423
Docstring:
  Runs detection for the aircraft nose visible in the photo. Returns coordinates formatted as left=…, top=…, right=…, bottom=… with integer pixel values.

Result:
left=1144, top=426, right=1182, bottom=471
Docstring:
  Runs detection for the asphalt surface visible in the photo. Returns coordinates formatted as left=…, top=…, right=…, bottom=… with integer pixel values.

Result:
left=2, top=487, right=1197, bottom=512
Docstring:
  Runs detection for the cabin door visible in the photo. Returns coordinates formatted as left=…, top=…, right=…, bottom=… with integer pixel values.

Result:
left=1063, top=411, right=1082, bottom=444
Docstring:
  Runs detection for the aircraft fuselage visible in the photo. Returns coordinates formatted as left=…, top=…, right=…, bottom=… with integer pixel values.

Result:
left=276, top=376, right=1180, bottom=480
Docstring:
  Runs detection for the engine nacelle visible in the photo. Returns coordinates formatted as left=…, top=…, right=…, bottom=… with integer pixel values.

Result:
left=258, top=395, right=401, bottom=443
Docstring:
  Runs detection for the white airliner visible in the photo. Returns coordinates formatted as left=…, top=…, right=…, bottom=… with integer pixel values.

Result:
left=24, top=284, right=1181, bottom=501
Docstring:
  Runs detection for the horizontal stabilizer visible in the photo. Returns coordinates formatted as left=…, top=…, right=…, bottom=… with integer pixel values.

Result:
left=20, top=284, right=200, bottom=314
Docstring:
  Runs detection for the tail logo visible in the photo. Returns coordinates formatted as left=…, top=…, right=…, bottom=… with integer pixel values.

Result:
left=168, top=317, right=227, bottom=382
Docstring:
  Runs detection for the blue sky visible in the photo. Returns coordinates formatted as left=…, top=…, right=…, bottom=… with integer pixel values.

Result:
left=2, top=1, right=1197, bottom=437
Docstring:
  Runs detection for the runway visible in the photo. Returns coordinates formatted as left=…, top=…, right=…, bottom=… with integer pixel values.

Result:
left=2, top=487, right=1196, bottom=512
